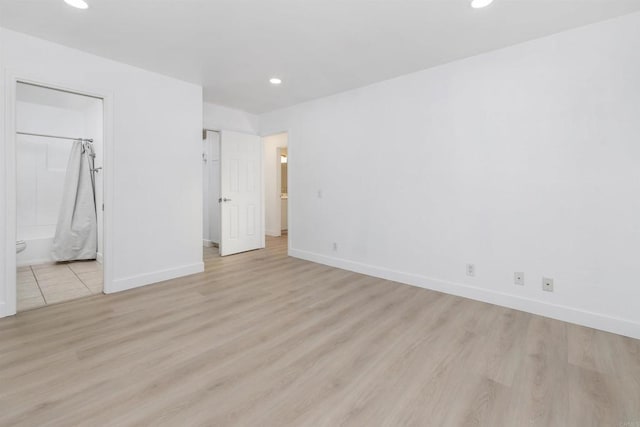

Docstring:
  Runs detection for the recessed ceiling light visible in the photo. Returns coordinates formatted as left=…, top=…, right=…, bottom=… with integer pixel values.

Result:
left=471, top=0, right=494, bottom=8
left=64, top=0, right=89, bottom=9
left=269, top=78, right=282, bottom=85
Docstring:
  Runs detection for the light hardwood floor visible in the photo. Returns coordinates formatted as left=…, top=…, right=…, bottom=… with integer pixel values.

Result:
left=1, top=236, right=639, bottom=426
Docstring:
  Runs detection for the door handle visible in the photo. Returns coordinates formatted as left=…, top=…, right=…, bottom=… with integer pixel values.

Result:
left=223, top=198, right=232, bottom=202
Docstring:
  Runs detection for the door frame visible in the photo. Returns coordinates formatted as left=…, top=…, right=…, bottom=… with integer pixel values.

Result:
left=2, top=71, right=115, bottom=316
left=202, top=129, right=221, bottom=249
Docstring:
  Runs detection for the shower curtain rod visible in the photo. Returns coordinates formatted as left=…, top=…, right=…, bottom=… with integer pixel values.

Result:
left=16, top=131, right=93, bottom=143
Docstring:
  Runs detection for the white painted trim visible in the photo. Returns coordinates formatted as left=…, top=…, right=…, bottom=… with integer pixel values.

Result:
left=96, top=252, right=103, bottom=264
left=1, top=71, right=18, bottom=317
left=260, top=137, right=266, bottom=249
left=286, top=130, right=293, bottom=256
left=108, top=262, right=204, bottom=293
left=288, top=248, right=640, bottom=340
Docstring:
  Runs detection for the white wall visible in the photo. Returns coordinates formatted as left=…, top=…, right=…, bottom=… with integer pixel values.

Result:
left=204, top=102, right=259, bottom=134
left=263, top=133, right=288, bottom=236
left=260, top=12, right=640, bottom=339
left=16, top=102, right=82, bottom=241
left=0, top=28, right=203, bottom=316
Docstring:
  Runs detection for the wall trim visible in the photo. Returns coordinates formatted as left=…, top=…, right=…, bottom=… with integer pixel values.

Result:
left=289, top=248, right=640, bottom=340
left=108, top=262, right=204, bottom=294
left=0, top=302, right=8, bottom=318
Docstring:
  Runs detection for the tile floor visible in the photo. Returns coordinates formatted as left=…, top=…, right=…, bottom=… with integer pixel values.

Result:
left=17, top=261, right=103, bottom=311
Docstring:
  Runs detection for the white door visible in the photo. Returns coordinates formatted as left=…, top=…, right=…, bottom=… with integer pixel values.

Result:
left=220, top=131, right=263, bottom=256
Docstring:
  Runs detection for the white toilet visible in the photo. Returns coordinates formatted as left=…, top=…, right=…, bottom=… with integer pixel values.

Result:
left=16, top=240, right=27, bottom=254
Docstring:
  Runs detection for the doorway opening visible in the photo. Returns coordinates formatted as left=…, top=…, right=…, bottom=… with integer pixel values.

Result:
left=263, top=132, right=289, bottom=250
left=202, top=130, right=221, bottom=250
left=14, top=82, right=105, bottom=311
left=278, top=147, right=288, bottom=236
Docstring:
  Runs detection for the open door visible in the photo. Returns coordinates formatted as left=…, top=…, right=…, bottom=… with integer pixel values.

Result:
left=220, top=131, right=263, bottom=256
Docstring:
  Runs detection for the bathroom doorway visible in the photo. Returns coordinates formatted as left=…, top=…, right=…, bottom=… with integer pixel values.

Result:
left=14, top=82, right=105, bottom=311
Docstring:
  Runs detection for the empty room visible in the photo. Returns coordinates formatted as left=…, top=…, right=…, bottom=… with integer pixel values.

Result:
left=1, top=0, right=639, bottom=425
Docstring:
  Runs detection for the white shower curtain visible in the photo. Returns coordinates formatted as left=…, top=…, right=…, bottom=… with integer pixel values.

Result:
left=51, top=141, right=97, bottom=261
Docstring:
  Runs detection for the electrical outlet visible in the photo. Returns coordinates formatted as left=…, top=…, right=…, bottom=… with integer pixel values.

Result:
left=466, top=264, right=475, bottom=277
left=514, top=272, right=524, bottom=286
left=542, top=277, right=554, bottom=292
left=332, top=242, right=338, bottom=251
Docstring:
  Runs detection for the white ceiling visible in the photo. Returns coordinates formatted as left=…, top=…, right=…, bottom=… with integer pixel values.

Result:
left=2, top=0, right=639, bottom=113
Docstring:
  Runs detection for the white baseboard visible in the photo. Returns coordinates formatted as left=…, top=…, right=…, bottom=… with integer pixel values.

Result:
left=108, top=262, right=204, bottom=294
left=203, top=239, right=218, bottom=248
left=289, top=248, right=640, bottom=340
left=265, top=229, right=281, bottom=237
left=96, top=252, right=103, bottom=264
left=0, top=302, right=9, bottom=318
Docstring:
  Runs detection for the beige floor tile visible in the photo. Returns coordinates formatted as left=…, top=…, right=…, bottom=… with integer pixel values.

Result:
left=38, top=278, right=87, bottom=292
left=35, top=274, right=79, bottom=287
left=32, top=263, right=74, bottom=274
left=33, top=275, right=77, bottom=287
left=43, top=288, right=92, bottom=304
left=17, top=270, right=37, bottom=285
left=17, top=295, right=46, bottom=311
left=68, top=260, right=102, bottom=274
left=30, top=263, right=61, bottom=273
left=83, top=282, right=104, bottom=294
left=37, top=270, right=91, bottom=303
left=17, top=281, right=42, bottom=299
left=77, top=270, right=103, bottom=285
left=18, top=262, right=98, bottom=310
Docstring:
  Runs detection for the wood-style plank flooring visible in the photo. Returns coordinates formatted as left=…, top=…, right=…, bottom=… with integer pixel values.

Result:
left=1, top=236, right=639, bottom=426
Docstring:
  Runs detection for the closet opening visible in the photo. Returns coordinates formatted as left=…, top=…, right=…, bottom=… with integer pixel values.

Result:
left=14, top=82, right=105, bottom=311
